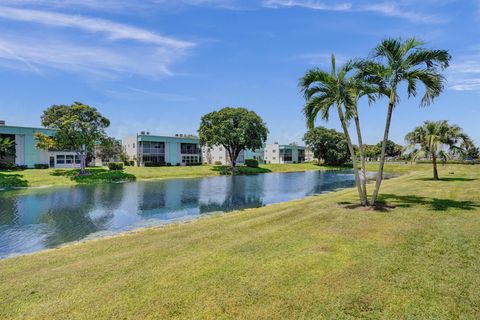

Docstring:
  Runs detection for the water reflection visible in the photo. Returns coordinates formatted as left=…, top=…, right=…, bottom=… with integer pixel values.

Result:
left=0, top=170, right=367, bottom=258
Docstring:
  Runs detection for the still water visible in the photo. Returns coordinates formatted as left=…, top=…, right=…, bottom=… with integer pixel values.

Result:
left=1, top=170, right=365, bottom=258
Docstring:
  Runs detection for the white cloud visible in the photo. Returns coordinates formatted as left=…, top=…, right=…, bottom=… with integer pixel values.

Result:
left=448, top=51, right=480, bottom=91
left=263, top=0, right=352, bottom=11
left=0, top=6, right=194, bottom=77
left=262, top=0, right=442, bottom=23
left=0, top=37, right=178, bottom=77
left=0, top=6, right=193, bottom=48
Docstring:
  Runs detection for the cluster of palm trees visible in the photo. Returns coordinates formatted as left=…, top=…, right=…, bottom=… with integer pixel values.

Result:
left=300, top=37, right=451, bottom=206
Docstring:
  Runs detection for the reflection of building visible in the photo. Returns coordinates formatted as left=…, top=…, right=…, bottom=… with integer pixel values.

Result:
left=123, top=132, right=201, bottom=166
left=264, top=143, right=306, bottom=164
left=0, top=122, right=83, bottom=168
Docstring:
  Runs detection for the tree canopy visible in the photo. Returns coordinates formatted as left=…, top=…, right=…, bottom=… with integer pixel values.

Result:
left=198, top=107, right=268, bottom=168
left=303, top=126, right=350, bottom=166
left=35, top=102, right=110, bottom=174
left=97, top=137, right=122, bottom=162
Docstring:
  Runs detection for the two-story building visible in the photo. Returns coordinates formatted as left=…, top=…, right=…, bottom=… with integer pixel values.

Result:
left=122, top=132, right=201, bottom=166
left=201, top=146, right=265, bottom=165
left=264, top=143, right=306, bottom=164
left=0, top=122, right=82, bottom=168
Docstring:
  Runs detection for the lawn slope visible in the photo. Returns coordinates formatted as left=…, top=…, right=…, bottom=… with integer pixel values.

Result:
left=0, top=165, right=479, bottom=319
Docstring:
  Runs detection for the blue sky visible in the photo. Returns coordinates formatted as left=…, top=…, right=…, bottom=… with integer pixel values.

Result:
left=0, top=0, right=479, bottom=145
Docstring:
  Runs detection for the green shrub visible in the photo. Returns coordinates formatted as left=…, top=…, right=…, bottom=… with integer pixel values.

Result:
left=144, top=162, right=166, bottom=167
left=108, top=162, right=124, bottom=171
left=245, top=159, right=259, bottom=168
left=186, top=162, right=202, bottom=166
left=34, top=164, right=49, bottom=169
left=214, top=161, right=223, bottom=165
left=0, top=163, right=20, bottom=171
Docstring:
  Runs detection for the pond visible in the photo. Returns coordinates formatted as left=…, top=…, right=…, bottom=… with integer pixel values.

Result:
left=0, top=170, right=378, bottom=258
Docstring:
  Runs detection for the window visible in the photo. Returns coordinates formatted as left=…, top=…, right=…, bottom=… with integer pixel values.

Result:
left=182, top=155, right=199, bottom=163
left=142, top=155, right=165, bottom=163
left=181, top=143, right=199, bottom=154
left=66, top=155, right=74, bottom=164
left=75, top=155, right=81, bottom=164
left=280, top=149, right=292, bottom=162
left=133, top=143, right=135, bottom=149
left=56, top=155, right=65, bottom=164
left=298, top=149, right=305, bottom=162
left=142, top=141, right=165, bottom=154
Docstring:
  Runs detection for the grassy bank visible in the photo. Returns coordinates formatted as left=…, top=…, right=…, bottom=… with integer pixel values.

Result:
left=0, top=163, right=343, bottom=189
left=1, top=164, right=479, bottom=319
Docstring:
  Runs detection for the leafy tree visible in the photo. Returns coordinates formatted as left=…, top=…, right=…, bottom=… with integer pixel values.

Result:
left=375, top=140, right=403, bottom=159
left=199, top=107, right=268, bottom=169
left=299, top=55, right=368, bottom=205
left=363, top=144, right=381, bottom=160
left=35, top=102, right=110, bottom=175
left=97, top=137, right=122, bottom=163
left=358, top=38, right=450, bottom=204
left=303, top=127, right=350, bottom=166
left=405, top=120, right=470, bottom=180
left=463, top=145, right=480, bottom=160
left=0, top=137, right=15, bottom=161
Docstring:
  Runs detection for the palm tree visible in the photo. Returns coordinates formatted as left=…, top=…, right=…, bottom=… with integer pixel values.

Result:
left=405, top=121, right=470, bottom=180
left=299, top=55, right=367, bottom=205
left=0, top=137, right=15, bottom=161
left=345, top=70, right=385, bottom=204
left=359, top=38, right=451, bottom=204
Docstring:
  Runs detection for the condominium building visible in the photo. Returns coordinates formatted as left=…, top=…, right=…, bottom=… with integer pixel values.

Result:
left=201, top=145, right=245, bottom=165
left=0, top=122, right=82, bottom=168
left=123, top=132, right=201, bottom=166
left=264, top=143, right=306, bottom=164
left=202, top=146, right=265, bottom=165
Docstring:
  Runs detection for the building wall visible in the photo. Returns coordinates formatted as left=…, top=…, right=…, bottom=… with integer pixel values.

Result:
left=123, top=134, right=201, bottom=166
left=122, top=135, right=139, bottom=161
left=0, top=125, right=56, bottom=167
left=264, top=144, right=306, bottom=164
left=201, top=145, right=246, bottom=165
left=264, top=144, right=280, bottom=164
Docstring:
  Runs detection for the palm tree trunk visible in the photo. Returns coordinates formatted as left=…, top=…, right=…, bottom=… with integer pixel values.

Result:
left=353, top=110, right=368, bottom=205
left=337, top=103, right=366, bottom=205
left=432, top=153, right=439, bottom=180
left=371, top=91, right=395, bottom=205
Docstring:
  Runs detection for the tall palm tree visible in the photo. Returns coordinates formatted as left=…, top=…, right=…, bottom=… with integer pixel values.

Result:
left=359, top=38, right=451, bottom=204
left=299, top=55, right=367, bottom=205
left=405, top=121, right=471, bottom=180
left=345, top=71, right=385, bottom=204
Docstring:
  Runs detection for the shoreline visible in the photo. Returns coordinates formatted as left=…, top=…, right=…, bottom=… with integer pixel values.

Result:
left=0, top=165, right=347, bottom=192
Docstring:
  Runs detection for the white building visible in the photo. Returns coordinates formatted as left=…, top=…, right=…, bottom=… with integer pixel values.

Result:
left=202, top=145, right=245, bottom=165
left=264, top=143, right=306, bottom=164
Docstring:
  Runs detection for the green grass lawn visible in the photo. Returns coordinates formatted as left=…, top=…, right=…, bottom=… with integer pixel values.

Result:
left=1, top=164, right=479, bottom=319
left=0, top=163, right=343, bottom=189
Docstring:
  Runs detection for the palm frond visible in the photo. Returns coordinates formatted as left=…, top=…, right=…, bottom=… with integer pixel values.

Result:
left=404, top=49, right=450, bottom=70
